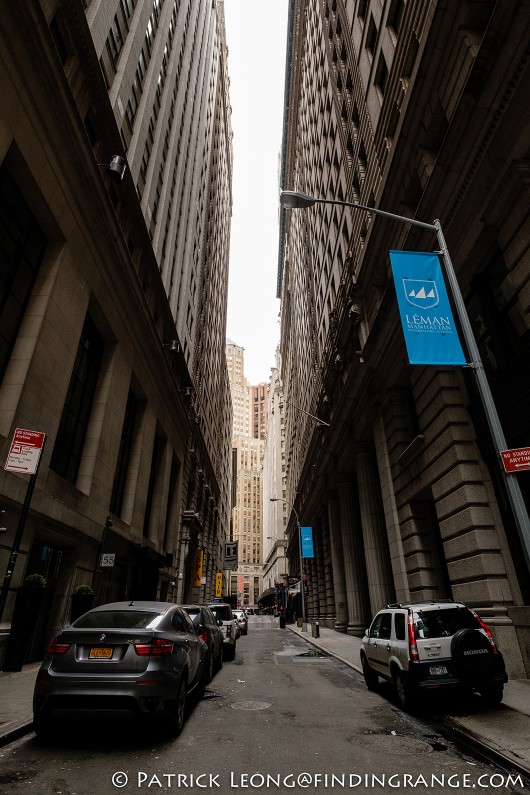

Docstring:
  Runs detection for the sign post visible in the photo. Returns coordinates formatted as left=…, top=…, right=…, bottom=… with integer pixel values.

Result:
left=0, top=429, right=46, bottom=621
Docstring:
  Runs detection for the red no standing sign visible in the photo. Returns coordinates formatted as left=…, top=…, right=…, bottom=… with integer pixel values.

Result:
left=500, top=447, right=530, bottom=473
left=4, top=428, right=46, bottom=475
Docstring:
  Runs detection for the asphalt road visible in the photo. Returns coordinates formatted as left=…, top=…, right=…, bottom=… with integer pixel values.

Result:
left=0, top=616, right=526, bottom=795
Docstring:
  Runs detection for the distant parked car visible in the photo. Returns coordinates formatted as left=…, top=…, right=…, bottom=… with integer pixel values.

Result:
left=33, top=601, right=208, bottom=738
left=208, top=603, right=238, bottom=660
left=182, top=604, right=223, bottom=681
left=233, top=609, right=248, bottom=635
left=360, top=599, right=508, bottom=711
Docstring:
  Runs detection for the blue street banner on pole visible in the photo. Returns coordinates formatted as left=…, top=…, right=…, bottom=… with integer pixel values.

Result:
left=301, top=527, right=314, bottom=558
left=389, top=250, right=467, bottom=366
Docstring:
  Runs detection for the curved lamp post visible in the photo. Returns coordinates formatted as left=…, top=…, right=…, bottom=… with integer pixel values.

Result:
left=270, top=497, right=306, bottom=625
left=279, top=190, right=530, bottom=569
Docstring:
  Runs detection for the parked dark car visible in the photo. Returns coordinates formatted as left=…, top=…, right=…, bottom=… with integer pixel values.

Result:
left=208, top=603, right=238, bottom=660
left=33, top=601, right=208, bottom=738
left=181, top=604, right=223, bottom=682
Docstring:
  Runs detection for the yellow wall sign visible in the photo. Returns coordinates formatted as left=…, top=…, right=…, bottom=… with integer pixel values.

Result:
left=215, top=572, right=223, bottom=598
left=193, top=549, right=204, bottom=587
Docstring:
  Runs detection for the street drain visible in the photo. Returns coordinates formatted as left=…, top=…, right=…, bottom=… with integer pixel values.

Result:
left=355, top=735, right=433, bottom=755
left=296, top=649, right=329, bottom=658
left=231, top=701, right=271, bottom=711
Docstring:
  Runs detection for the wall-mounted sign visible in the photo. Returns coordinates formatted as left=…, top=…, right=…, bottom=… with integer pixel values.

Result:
left=390, top=251, right=467, bottom=366
left=193, top=549, right=204, bottom=587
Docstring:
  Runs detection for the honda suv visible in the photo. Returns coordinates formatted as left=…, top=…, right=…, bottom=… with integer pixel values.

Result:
left=208, top=603, right=238, bottom=661
left=360, top=600, right=507, bottom=711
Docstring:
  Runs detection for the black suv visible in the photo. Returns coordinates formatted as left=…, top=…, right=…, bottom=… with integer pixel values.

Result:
left=360, top=600, right=508, bottom=711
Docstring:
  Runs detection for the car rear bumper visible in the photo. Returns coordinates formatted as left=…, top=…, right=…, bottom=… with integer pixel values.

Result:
left=33, top=669, right=181, bottom=719
left=404, top=658, right=508, bottom=691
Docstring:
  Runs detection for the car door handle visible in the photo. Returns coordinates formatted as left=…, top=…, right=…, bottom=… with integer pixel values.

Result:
left=424, top=643, right=441, bottom=650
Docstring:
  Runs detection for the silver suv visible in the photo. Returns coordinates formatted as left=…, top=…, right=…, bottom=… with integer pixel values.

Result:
left=208, top=603, right=238, bottom=661
left=360, top=600, right=508, bottom=711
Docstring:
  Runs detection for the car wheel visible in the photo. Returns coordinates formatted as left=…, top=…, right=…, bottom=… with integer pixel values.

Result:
left=224, top=641, right=236, bottom=661
left=393, top=671, right=416, bottom=712
left=361, top=655, right=378, bottom=691
left=33, top=713, right=54, bottom=740
left=479, top=684, right=504, bottom=707
left=205, top=650, right=214, bottom=684
left=166, top=675, right=187, bottom=737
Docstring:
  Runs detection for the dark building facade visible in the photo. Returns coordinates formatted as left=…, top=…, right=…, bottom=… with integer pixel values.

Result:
left=0, top=0, right=232, bottom=664
left=277, top=0, right=530, bottom=676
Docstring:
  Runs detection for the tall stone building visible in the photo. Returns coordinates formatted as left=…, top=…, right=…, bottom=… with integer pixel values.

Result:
left=0, top=0, right=232, bottom=664
left=262, top=355, right=289, bottom=599
left=226, top=340, right=263, bottom=606
left=277, top=0, right=530, bottom=676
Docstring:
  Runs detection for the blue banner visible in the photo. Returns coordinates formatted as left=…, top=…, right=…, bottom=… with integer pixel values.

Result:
left=301, top=527, right=314, bottom=558
left=389, top=251, right=467, bottom=365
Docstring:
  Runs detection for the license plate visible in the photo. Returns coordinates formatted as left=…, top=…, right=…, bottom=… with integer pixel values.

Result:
left=429, top=665, right=448, bottom=676
left=89, top=647, right=113, bottom=659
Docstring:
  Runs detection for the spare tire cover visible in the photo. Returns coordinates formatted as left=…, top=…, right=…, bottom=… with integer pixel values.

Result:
left=451, top=628, right=495, bottom=679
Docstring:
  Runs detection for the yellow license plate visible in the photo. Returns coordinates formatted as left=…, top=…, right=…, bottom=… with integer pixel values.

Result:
left=89, top=647, right=113, bottom=659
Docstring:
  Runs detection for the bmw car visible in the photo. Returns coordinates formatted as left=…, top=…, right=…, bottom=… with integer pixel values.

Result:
left=33, top=601, right=207, bottom=737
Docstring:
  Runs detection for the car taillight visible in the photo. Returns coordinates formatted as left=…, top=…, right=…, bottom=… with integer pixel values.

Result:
left=46, top=637, right=70, bottom=655
left=134, top=638, right=174, bottom=656
left=471, top=610, right=498, bottom=652
left=226, top=624, right=231, bottom=638
left=201, top=630, right=208, bottom=643
left=407, top=613, right=419, bottom=662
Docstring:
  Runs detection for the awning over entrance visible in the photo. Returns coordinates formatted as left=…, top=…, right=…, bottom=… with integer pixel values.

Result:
left=257, top=586, right=276, bottom=604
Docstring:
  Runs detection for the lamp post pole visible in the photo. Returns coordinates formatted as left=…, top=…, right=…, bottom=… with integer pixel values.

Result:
left=280, top=191, right=530, bottom=570
left=270, top=497, right=306, bottom=625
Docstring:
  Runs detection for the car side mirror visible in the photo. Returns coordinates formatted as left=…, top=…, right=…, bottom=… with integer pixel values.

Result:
left=196, top=623, right=204, bottom=636
left=364, top=629, right=369, bottom=637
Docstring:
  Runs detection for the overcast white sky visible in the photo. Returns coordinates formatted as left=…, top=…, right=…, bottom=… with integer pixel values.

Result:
left=223, top=1, right=289, bottom=385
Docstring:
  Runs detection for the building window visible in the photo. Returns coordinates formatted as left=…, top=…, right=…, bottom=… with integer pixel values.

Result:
left=50, top=315, right=104, bottom=484
left=110, top=389, right=139, bottom=515
left=0, top=166, right=46, bottom=384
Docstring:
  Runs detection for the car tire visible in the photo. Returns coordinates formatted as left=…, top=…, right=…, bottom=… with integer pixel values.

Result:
left=479, top=684, right=504, bottom=707
left=205, top=650, right=214, bottom=684
left=33, top=714, right=54, bottom=740
left=361, top=655, right=379, bottom=691
left=393, top=671, right=416, bottom=712
left=224, top=642, right=236, bottom=661
left=166, top=675, right=187, bottom=737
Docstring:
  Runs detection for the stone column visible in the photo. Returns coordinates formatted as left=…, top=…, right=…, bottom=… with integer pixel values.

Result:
left=339, top=480, right=371, bottom=636
left=356, top=449, right=395, bottom=614
left=327, top=497, right=348, bottom=632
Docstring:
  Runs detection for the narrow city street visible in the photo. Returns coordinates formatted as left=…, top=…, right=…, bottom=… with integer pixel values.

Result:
left=0, top=617, right=526, bottom=795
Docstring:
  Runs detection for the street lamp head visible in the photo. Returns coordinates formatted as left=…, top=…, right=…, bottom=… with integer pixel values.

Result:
left=270, top=497, right=279, bottom=502
left=280, top=191, right=317, bottom=209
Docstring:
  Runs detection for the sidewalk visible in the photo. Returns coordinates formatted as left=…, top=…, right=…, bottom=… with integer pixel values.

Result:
left=0, top=627, right=529, bottom=780
left=286, top=622, right=530, bottom=778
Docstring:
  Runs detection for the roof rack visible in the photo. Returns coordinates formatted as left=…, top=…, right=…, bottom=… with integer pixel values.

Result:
left=386, top=599, right=457, bottom=608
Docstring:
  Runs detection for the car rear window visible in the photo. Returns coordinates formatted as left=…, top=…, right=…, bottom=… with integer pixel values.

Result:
left=413, top=607, right=480, bottom=639
left=210, top=606, right=232, bottom=621
left=73, top=610, right=163, bottom=629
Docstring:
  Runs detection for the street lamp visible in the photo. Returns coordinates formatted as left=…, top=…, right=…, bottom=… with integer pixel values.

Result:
left=280, top=190, right=530, bottom=569
left=270, top=497, right=306, bottom=625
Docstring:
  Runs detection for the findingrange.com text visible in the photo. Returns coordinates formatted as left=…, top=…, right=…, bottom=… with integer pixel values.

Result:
left=111, top=771, right=526, bottom=789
